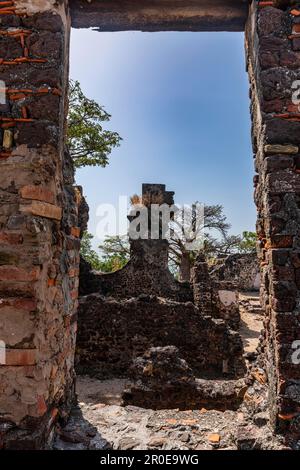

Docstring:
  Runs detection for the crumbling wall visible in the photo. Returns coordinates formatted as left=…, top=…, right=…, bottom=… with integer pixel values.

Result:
left=210, top=253, right=260, bottom=291
left=246, top=1, right=300, bottom=437
left=0, top=1, right=79, bottom=449
left=76, top=294, right=245, bottom=379
left=122, top=346, right=247, bottom=411
left=79, top=240, right=193, bottom=302
left=79, top=183, right=193, bottom=302
left=192, top=255, right=240, bottom=330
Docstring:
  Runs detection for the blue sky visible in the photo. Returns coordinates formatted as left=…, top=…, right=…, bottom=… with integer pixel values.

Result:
left=70, top=29, right=256, bottom=247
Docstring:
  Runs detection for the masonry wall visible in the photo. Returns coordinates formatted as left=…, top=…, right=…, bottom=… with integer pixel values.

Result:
left=80, top=241, right=193, bottom=302
left=0, top=0, right=79, bottom=449
left=1, top=0, right=300, bottom=449
left=210, top=253, right=260, bottom=292
left=76, top=294, right=245, bottom=379
left=246, top=1, right=300, bottom=438
left=192, top=255, right=241, bottom=330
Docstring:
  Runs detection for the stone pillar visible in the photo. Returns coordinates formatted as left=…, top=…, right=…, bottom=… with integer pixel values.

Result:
left=0, top=0, right=78, bottom=449
left=128, top=183, right=175, bottom=269
left=246, top=1, right=300, bottom=437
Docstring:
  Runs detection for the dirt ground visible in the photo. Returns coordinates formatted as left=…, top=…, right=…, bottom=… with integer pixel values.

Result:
left=239, top=292, right=263, bottom=355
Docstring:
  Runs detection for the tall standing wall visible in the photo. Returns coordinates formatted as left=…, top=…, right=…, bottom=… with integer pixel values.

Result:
left=246, top=1, right=300, bottom=438
left=0, top=0, right=79, bottom=449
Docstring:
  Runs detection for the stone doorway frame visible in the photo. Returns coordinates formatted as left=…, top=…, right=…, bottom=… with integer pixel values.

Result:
left=1, top=0, right=300, bottom=448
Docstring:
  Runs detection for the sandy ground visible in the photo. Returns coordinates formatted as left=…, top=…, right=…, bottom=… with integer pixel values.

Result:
left=239, top=292, right=263, bottom=354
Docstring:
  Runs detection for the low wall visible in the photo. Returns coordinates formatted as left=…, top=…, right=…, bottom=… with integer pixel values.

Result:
left=76, top=294, right=245, bottom=379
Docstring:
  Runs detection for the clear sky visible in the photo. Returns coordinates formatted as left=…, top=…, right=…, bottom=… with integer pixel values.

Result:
left=70, top=29, right=256, bottom=247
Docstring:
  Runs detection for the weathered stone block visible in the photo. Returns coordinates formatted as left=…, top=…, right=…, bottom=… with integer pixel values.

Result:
left=15, top=122, right=59, bottom=148
left=5, top=349, right=36, bottom=366
left=0, top=231, right=23, bottom=245
left=258, top=7, right=287, bottom=37
left=264, top=155, right=294, bottom=173
left=292, top=37, right=300, bottom=50
left=264, top=144, right=299, bottom=155
left=28, top=31, right=62, bottom=60
left=0, top=266, right=40, bottom=282
left=20, top=185, right=55, bottom=205
left=20, top=201, right=62, bottom=221
left=264, top=118, right=300, bottom=146
left=2, top=130, right=13, bottom=150
left=28, top=95, right=60, bottom=124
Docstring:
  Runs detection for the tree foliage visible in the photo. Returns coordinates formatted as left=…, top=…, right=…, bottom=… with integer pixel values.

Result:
left=80, top=231, right=102, bottom=270
left=80, top=232, right=129, bottom=272
left=67, top=80, right=122, bottom=168
left=237, top=231, right=257, bottom=254
left=81, top=212, right=257, bottom=280
left=98, top=235, right=130, bottom=272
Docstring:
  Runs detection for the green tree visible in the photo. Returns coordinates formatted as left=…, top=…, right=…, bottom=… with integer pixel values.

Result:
left=95, top=205, right=240, bottom=280
left=81, top=232, right=130, bottom=272
left=98, top=235, right=130, bottom=272
left=237, top=231, right=257, bottom=254
left=67, top=80, right=122, bottom=168
left=80, top=231, right=102, bottom=270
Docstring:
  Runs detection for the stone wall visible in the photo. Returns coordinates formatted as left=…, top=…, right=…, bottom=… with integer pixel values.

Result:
left=192, top=255, right=241, bottom=330
left=246, top=0, right=300, bottom=436
left=80, top=184, right=193, bottom=302
left=76, top=184, right=244, bottom=378
left=210, top=253, right=260, bottom=291
left=76, top=294, right=245, bottom=379
left=79, top=241, right=193, bottom=302
left=122, top=346, right=247, bottom=411
left=0, top=1, right=80, bottom=449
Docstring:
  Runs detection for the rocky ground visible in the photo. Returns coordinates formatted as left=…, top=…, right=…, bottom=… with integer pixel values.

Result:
left=53, top=292, right=287, bottom=451
left=53, top=375, right=286, bottom=451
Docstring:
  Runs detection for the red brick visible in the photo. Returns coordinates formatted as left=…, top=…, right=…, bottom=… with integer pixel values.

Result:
left=20, top=201, right=62, bottom=221
left=287, top=103, right=300, bottom=113
left=64, top=315, right=71, bottom=327
left=0, top=266, right=40, bottom=282
left=50, top=364, right=58, bottom=380
left=0, top=231, right=23, bottom=245
left=13, top=298, right=37, bottom=311
left=70, top=227, right=81, bottom=238
left=5, top=349, right=36, bottom=366
left=20, top=185, right=55, bottom=205
left=70, top=289, right=78, bottom=300
left=37, top=395, right=48, bottom=416
left=265, top=236, right=293, bottom=249
left=48, top=407, right=59, bottom=428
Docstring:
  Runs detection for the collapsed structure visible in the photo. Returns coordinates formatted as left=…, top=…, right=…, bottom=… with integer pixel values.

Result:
left=0, top=0, right=300, bottom=449
left=77, top=184, right=245, bottom=381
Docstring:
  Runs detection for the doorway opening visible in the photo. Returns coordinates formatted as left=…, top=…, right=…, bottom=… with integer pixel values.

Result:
left=52, top=27, right=270, bottom=451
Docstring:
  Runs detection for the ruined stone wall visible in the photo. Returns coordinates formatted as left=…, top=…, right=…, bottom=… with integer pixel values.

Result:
left=0, top=0, right=79, bottom=449
left=210, top=253, right=260, bottom=291
left=246, top=1, right=300, bottom=436
left=76, top=294, right=245, bottom=379
left=192, top=255, right=240, bottom=330
left=79, top=241, right=193, bottom=302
